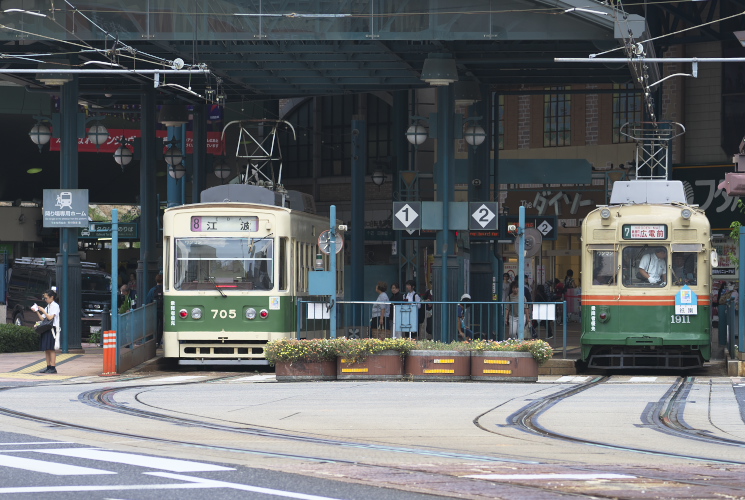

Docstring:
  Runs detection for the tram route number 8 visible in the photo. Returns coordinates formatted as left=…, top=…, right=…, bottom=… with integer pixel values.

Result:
left=670, top=315, right=691, bottom=324
left=212, top=309, right=237, bottom=319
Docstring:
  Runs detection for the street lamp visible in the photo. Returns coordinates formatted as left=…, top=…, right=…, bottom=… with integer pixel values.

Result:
left=213, top=157, right=231, bottom=180
left=405, top=123, right=428, bottom=146
left=168, top=163, right=186, bottom=179
left=163, top=141, right=184, bottom=167
left=28, top=117, right=52, bottom=152
left=86, top=121, right=109, bottom=149
left=464, top=124, right=486, bottom=147
left=113, top=137, right=133, bottom=169
left=371, top=169, right=386, bottom=188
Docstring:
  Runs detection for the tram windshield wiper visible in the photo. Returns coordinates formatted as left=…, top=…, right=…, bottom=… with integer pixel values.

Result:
left=249, top=232, right=274, bottom=253
left=209, top=277, right=227, bottom=298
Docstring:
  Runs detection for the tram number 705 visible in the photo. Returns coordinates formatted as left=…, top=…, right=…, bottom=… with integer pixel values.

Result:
left=670, top=315, right=691, bottom=324
left=212, top=309, right=237, bottom=319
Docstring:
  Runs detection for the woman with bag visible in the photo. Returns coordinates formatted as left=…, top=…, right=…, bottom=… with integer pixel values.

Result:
left=35, top=289, right=60, bottom=374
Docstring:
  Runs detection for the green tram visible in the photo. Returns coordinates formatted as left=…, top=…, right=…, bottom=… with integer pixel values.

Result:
left=162, top=185, right=343, bottom=365
left=580, top=179, right=714, bottom=369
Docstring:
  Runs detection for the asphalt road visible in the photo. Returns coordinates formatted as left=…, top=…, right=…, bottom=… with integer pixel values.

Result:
left=0, top=429, right=451, bottom=499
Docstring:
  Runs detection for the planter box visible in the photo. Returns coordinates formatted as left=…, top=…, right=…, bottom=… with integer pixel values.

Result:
left=275, top=360, right=337, bottom=381
left=471, top=351, right=538, bottom=382
left=405, top=350, right=470, bottom=381
left=337, top=350, right=404, bottom=380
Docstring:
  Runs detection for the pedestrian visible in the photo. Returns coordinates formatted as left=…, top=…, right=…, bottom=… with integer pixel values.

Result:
left=35, top=289, right=60, bottom=374
left=388, top=283, right=404, bottom=337
left=502, top=273, right=511, bottom=301
left=371, top=281, right=390, bottom=338
left=118, top=284, right=137, bottom=313
left=146, top=274, right=164, bottom=346
left=420, top=288, right=434, bottom=339
left=457, top=293, right=474, bottom=341
left=564, top=269, right=577, bottom=289
left=505, top=281, right=529, bottom=339
left=532, top=282, right=553, bottom=339
left=127, top=272, right=137, bottom=295
left=403, top=279, right=421, bottom=339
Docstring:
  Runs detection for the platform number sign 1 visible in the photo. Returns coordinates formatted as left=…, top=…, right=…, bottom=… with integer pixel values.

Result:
left=469, top=202, right=498, bottom=230
left=392, top=202, right=421, bottom=230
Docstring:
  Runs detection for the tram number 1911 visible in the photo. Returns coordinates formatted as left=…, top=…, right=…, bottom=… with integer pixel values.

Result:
left=670, top=315, right=691, bottom=324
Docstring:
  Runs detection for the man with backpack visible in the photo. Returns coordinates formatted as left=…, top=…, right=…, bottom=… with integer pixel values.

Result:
left=146, top=273, right=164, bottom=347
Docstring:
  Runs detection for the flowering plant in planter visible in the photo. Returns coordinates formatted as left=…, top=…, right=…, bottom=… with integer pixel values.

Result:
left=410, top=340, right=473, bottom=351
left=264, top=338, right=340, bottom=366
left=468, top=339, right=553, bottom=365
left=335, top=337, right=417, bottom=364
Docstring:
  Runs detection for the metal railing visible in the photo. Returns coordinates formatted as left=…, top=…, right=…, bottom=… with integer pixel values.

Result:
left=116, top=302, right=157, bottom=372
left=297, top=299, right=568, bottom=358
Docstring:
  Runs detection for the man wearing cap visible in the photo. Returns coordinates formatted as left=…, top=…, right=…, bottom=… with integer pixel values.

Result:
left=458, top=293, right=474, bottom=340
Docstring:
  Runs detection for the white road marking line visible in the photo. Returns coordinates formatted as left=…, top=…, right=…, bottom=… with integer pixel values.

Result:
left=0, top=454, right=115, bottom=475
left=555, top=376, right=590, bottom=383
left=0, top=442, right=74, bottom=445
left=628, top=377, right=657, bottom=383
left=0, top=483, right=211, bottom=494
left=148, top=472, right=347, bottom=499
left=230, top=375, right=276, bottom=382
left=34, top=448, right=234, bottom=472
left=149, top=376, right=207, bottom=383
left=464, top=473, right=636, bottom=480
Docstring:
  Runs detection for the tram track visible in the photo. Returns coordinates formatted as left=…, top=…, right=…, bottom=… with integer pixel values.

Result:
left=507, top=375, right=745, bottom=464
left=0, top=378, right=612, bottom=500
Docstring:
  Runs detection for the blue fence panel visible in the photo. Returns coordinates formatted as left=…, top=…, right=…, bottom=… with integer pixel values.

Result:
left=116, top=303, right=156, bottom=368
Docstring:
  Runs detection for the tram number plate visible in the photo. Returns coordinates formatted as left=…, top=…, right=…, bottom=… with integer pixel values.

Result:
left=674, top=305, right=697, bottom=316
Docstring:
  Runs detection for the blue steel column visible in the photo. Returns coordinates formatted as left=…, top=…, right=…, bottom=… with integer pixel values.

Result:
left=137, top=87, right=157, bottom=303
left=518, top=205, right=526, bottom=340
left=436, top=85, right=455, bottom=341
left=736, top=226, right=745, bottom=352
left=330, top=205, right=338, bottom=338
left=351, top=117, right=367, bottom=320
left=167, top=124, right=183, bottom=208
left=192, top=104, right=207, bottom=202
left=111, top=209, right=119, bottom=335
left=393, top=92, right=407, bottom=284
left=57, top=67, right=82, bottom=352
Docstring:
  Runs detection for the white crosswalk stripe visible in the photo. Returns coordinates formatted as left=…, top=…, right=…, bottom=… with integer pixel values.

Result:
left=0, top=454, right=114, bottom=475
left=34, top=448, right=234, bottom=472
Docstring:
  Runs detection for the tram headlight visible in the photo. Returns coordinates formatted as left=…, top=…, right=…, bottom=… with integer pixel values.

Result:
left=260, top=309, right=269, bottom=319
left=681, top=208, right=692, bottom=220
left=600, top=208, right=611, bottom=219
left=191, top=308, right=202, bottom=320
left=179, top=309, right=188, bottom=319
left=246, top=308, right=257, bottom=320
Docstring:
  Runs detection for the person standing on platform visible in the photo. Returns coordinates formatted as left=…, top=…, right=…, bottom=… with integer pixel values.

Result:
left=35, top=289, right=60, bottom=374
left=403, top=280, right=421, bottom=339
left=146, top=274, right=164, bottom=346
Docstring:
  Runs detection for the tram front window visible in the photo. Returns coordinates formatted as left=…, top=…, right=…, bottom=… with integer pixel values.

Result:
left=671, top=252, right=697, bottom=286
left=623, top=246, right=668, bottom=287
left=592, top=251, right=616, bottom=285
left=174, top=237, right=274, bottom=291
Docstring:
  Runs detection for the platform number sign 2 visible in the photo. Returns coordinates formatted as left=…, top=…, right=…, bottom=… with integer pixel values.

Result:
left=392, top=202, right=421, bottom=230
left=469, top=202, right=498, bottom=230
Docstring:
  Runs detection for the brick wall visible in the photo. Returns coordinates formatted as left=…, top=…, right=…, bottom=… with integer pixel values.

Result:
left=518, top=95, right=531, bottom=149
left=585, top=85, right=599, bottom=146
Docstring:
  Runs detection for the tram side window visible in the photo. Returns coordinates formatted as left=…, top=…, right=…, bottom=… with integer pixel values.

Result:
left=592, top=251, right=616, bottom=285
left=622, top=246, right=667, bottom=287
left=671, top=252, right=697, bottom=286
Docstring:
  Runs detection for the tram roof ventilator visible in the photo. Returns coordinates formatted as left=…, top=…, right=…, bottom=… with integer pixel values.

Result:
left=609, top=179, right=687, bottom=205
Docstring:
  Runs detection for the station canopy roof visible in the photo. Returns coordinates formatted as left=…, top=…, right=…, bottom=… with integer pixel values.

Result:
left=0, top=0, right=650, bottom=105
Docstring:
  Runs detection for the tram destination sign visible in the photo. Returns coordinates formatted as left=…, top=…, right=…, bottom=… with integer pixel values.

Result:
left=622, top=224, right=668, bottom=240
left=190, top=216, right=258, bottom=232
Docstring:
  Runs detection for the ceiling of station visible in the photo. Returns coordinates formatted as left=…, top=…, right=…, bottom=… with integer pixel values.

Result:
left=0, top=0, right=650, bottom=106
